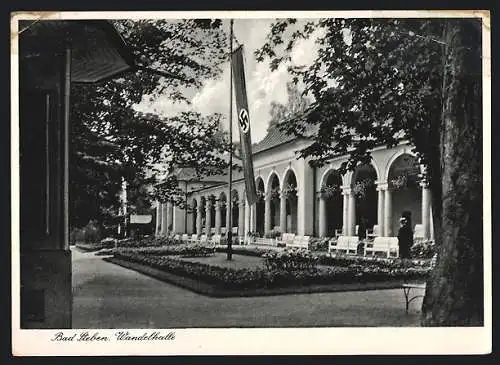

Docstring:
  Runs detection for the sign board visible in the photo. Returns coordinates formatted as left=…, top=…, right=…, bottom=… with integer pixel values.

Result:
left=129, top=215, right=152, bottom=224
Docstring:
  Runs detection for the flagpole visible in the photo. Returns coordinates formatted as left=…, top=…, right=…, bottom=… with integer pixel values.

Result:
left=227, top=19, right=234, bottom=261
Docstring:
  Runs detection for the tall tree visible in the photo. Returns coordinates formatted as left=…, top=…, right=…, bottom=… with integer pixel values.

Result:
left=256, top=18, right=483, bottom=326
left=70, top=19, right=231, bottom=228
left=267, top=81, right=311, bottom=131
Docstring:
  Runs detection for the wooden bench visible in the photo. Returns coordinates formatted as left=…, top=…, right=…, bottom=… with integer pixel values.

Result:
left=364, top=237, right=399, bottom=258
left=328, top=236, right=359, bottom=255
left=287, top=235, right=310, bottom=250
left=402, top=283, right=426, bottom=314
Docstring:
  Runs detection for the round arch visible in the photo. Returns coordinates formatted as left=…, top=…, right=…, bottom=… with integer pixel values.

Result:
left=191, top=198, right=198, bottom=234
left=281, top=166, right=299, bottom=191
left=386, top=152, right=422, bottom=236
left=383, top=148, right=418, bottom=182
left=266, top=171, right=281, bottom=193
left=255, top=177, right=265, bottom=236
left=282, top=168, right=298, bottom=234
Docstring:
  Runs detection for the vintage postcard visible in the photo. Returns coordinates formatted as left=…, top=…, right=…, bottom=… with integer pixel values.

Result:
left=11, top=10, right=491, bottom=356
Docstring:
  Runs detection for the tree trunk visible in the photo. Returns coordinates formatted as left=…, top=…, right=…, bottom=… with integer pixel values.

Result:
left=421, top=20, right=483, bottom=326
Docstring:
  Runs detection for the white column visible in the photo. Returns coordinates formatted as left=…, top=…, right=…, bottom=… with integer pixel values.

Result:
left=196, top=205, right=202, bottom=236
left=421, top=183, right=431, bottom=239
left=226, top=200, right=231, bottom=233
left=244, top=200, right=251, bottom=240
left=430, top=204, right=435, bottom=241
left=264, top=196, right=271, bottom=234
left=384, top=188, right=393, bottom=236
left=250, top=203, right=256, bottom=232
left=155, top=202, right=162, bottom=236
left=318, top=194, right=326, bottom=237
left=205, top=200, right=212, bottom=236
left=215, top=201, right=222, bottom=235
left=279, top=193, right=287, bottom=233
left=167, top=201, right=174, bottom=235
left=376, top=183, right=387, bottom=236
left=238, top=199, right=245, bottom=236
left=342, top=189, right=349, bottom=235
left=161, top=203, right=168, bottom=236
left=348, top=190, right=356, bottom=236
left=173, top=204, right=186, bottom=234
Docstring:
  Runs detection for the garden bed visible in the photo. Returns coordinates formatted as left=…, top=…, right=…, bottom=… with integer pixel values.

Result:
left=105, top=256, right=412, bottom=298
left=106, top=249, right=430, bottom=297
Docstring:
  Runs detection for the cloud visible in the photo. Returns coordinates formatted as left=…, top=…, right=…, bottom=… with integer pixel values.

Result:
left=134, top=19, right=323, bottom=144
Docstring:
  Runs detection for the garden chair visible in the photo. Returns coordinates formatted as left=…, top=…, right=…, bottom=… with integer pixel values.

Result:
left=413, top=224, right=425, bottom=244
left=364, top=237, right=399, bottom=258
left=366, top=225, right=380, bottom=239
left=329, top=236, right=358, bottom=255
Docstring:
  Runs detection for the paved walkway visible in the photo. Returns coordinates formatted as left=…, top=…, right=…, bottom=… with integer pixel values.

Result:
left=72, top=248, right=424, bottom=328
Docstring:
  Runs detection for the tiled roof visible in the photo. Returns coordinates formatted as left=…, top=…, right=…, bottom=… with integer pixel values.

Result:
left=252, top=126, right=298, bottom=154
left=252, top=118, right=318, bottom=154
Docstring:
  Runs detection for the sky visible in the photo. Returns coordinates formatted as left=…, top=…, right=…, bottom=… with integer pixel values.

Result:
left=134, top=19, right=324, bottom=144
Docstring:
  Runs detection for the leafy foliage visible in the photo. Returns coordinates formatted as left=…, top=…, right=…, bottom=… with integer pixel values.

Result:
left=70, top=19, right=231, bottom=227
left=256, top=18, right=447, bottom=174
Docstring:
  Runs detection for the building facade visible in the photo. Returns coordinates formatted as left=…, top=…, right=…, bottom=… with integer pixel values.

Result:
left=155, top=126, right=434, bottom=243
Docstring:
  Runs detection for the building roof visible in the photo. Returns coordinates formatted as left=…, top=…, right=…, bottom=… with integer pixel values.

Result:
left=19, top=20, right=136, bottom=84
left=252, top=125, right=298, bottom=154
left=252, top=116, right=318, bottom=154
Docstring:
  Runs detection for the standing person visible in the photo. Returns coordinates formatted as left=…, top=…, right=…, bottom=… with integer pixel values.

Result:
left=397, top=216, right=412, bottom=259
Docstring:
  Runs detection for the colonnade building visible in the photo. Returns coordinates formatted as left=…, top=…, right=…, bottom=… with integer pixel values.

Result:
left=154, top=125, right=434, bottom=242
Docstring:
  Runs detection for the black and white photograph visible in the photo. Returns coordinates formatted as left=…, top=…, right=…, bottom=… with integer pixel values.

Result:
left=11, top=10, right=491, bottom=355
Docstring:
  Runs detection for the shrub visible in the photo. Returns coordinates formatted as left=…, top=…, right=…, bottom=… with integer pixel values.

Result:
left=316, top=252, right=432, bottom=270
left=215, top=245, right=271, bottom=257
left=263, top=249, right=318, bottom=271
left=410, top=240, right=437, bottom=259
left=70, top=220, right=102, bottom=244
left=117, top=243, right=215, bottom=257
left=113, top=251, right=431, bottom=289
left=309, top=237, right=330, bottom=252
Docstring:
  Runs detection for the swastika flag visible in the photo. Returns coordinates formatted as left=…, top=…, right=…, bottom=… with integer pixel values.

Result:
left=231, top=45, right=258, bottom=205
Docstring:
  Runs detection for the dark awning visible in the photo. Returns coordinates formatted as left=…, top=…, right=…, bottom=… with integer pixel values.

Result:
left=18, top=19, right=136, bottom=84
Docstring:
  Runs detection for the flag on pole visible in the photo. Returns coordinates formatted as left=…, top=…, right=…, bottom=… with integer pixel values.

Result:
left=231, top=45, right=258, bottom=205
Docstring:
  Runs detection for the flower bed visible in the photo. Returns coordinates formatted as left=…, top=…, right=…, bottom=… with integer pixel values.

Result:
left=113, top=250, right=430, bottom=290
left=216, top=245, right=273, bottom=257
left=316, top=253, right=432, bottom=270
left=115, top=236, right=180, bottom=248
left=263, top=249, right=317, bottom=271
left=410, top=240, right=437, bottom=259
left=117, top=243, right=215, bottom=257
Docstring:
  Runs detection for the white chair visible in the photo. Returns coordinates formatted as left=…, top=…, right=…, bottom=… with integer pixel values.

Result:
left=288, top=235, right=310, bottom=250
left=189, top=234, right=199, bottom=244
left=367, top=225, right=380, bottom=239
left=329, top=236, right=358, bottom=255
left=413, top=224, right=426, bottom=244
left=365, top=237, right=399, bottom=258
left=282, top=233, right=296, bottom=246
left=211, top=234, right=221, bottom=246
left=181, top=234, right=189, bottom=243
